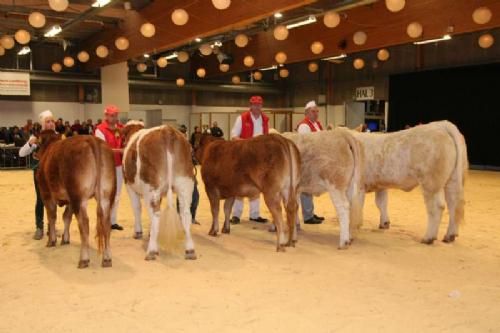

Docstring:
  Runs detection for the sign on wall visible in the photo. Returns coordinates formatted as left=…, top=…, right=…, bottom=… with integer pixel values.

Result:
left=0, top=72, right=30, bottom=96
left=354, top=86, right=374, bottom=101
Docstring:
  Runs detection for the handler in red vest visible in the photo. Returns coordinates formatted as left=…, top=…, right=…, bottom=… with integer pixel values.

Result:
left=297, top=100, right=325, bottom=224
left=229, top=96, right=269, bottom=224
left=95, top=105, right=124, bottom=231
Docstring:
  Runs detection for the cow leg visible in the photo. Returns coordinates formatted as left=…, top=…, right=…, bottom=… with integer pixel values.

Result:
left=421, top=189, right=445, bottom=244
left=175, top=176, right=197, bottom=260
left=127, top=187, right=143, bottom=239
left=207, top=191, right=220, bottom=237
left=282, top=190, right=298, bottom=247
left=45, top=201, right=57, bottom=247
left=443, top=183, right=464, bottom=243
left=375, top=190, right=390, bottom=229
left=222, top=197, right=235, bottom=234
left=75, top=201, right=90, bottom=268
left=328, top=189, right=351, bottom=249
left=144, top=192, right=161, bottom=260
left=263, top=193, right=286, bottom=252
left=99, top=196, right=113, bottom=267
left=61, top=205, right=73, bottom=245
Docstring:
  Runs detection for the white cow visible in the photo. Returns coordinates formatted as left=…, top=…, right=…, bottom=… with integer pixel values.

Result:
left=353, top=121, right=468, bottom=244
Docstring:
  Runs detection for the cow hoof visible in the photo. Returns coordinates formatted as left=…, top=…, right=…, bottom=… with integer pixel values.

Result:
left=208, top=230, right=218, bottom=237
left=421, top=238, right=436, bottom=245
left=276, top=245, right=286, bottom=252
left=133, top=232, right=143, bottom=240
left=338, top=240, right=351, bottom=250
left=78, top=259, right=89, bottom=269
left=442, top=234, right=456, bottom=243
left=145, top=252, right=157, bottom=261
left=379, top=221, right=391, bottom=229
left=60, top=239, right=70, bottom=245
left=285, top=240, right=297, bottom=247
left=185, top=249, right=197, bottom=260
left=102, top=259, right=112, bottom=268
left=221, top=227, right=230, bottom=234
left=46, top=240, right=56, bottom=247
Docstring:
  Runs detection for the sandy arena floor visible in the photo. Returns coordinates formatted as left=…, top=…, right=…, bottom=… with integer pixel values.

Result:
left=0, top=169, right=499, bottom=332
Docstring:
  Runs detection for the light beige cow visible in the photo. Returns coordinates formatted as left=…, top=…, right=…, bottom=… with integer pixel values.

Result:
left=353, top=121, right=468, bottom=244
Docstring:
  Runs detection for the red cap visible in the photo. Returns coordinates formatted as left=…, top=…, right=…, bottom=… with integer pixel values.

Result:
left=104, top=105, right=119, bottom=115
left=249, top=96, right=263, bottom=105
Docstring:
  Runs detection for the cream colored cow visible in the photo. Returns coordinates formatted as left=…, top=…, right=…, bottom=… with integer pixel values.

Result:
left=353, top=121, right=468, bottom=244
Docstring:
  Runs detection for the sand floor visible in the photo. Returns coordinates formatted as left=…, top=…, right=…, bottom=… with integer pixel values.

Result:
left=0, top=169, right=499, bottom=332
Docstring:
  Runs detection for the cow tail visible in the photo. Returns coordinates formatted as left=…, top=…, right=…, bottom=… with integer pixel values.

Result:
left=91, top=139, right=106, bottom=252
left=283, top=137, right=300, bottom=241
left=442, top=121, right=468, bottom=226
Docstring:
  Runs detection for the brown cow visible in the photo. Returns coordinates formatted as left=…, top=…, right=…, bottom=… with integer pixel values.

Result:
left=122, top=122, right=197, bottom=260
left=195, top=134, right=301, bottom=251
left=36, top=130, right=116, bottom=268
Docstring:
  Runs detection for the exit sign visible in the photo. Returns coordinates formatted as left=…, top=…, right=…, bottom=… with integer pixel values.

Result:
left=354, top=86, right=375, bottom=101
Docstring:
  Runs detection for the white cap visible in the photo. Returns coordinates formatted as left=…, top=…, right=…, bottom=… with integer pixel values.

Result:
left=305, top=100, right=317, bottom=110
left=38, top=110, right=54, bottom=123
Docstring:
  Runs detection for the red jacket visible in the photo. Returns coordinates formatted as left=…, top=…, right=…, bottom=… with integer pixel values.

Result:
left=96, top=121, right=124, bottom=166
left=240, top=111, right=269, bottom=139
left=297, top=118, right=323, bottom=132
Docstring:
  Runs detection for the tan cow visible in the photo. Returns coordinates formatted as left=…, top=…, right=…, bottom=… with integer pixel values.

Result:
left=279, top=129, right=364, bottom=248
left=36, top=130, right=116, bottom=268
left=122, top=122, right=197, bottom=260
left=195, top=134, right=301, bottom=251
left=352, top=121, right=468, bottom=244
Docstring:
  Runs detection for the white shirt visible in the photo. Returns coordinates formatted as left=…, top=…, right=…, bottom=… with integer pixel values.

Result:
left=94, top=128, right=106, bottom=141
left=297, top=120, right=322, bottom=134
left=231, top=113, right=263, bottom=139
left=19, top=135, right=37, bottom=157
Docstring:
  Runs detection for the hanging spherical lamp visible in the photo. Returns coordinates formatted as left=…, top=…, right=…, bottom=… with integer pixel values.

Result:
left=136, top=63, right=147, bottom=72
left=140, top=23, right=155, bottom=38
left=177, top=51, right=189, bottom=63
left=171, top=9, right=189, bottom=26
left=310, top=41, right=324, bottom=55
left=14, top=29, right=31, bottom=45
left=243, top=55, right=254, bottom=67
left=199, top=43, right=213, bottom=56
left=478, top=33, right=494, bottom=49
left=52, top=62, right=62, bottom=72
left=219, top=63, right=230, bottom=72
left=63, top=56, right=75, bottom=67
left=377, top=48, right=390, bottom=61
left=115, top=37, right=129, bottom=50
left=353, top=58, right=365, bottom=70
left=232, top=75, right=241, bottom=84
left=253, top=71, right=262, bottom=80
left=212, top=0, right=231, bottom=10
left=353, top=31, right=367, bottom=45
left=323, top=10, right=340, bottom=28
left=77, top=51, right=90, bottom=63
left=308, top=62, right=319, bottom=72
left=407, top=22, right=423, bottom=38
left=273, top=25, right=289, bottom=41
left=235, top=33, right=249, bottom=48
left=95, top=45, right=109, bottom=58
left=48, top=0, right=69, bottom=12
left=472, top=7, right=492, bottom=25
left=196, top=68, right=206, bottom=78
left=28, top=12, right=46, bottom=28
left=176, top=78, right=185, bottom=87
left=275, top=51, right=287, bottom=64
left=0, top=46, right=5, bottom=56
left=0, top=35, right=15, bottom=49
left=385, top=0, right=405, bottom=12
left=157, top=57, right=168, bottom=68
left=279, top=68, right=289, bottom=78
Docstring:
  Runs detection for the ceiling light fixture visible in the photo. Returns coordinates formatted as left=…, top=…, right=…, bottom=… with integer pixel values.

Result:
left=413, top=34, right=452, bottom=45
left=321, top=53, right=347, bottom=61
left=17, top=46, right=31, bottom=55
left=165, top=53, right=178, bottom=60
left=44, top=25, right=62, bottom=37
left=92, top=0, right=111, bottom=7
left=261, top=65, right=278, bottom=71
left=274, top=12, right=283, bottom=18
left=195, top=37, right=202, bottom=42
left=144, top=53, right=150, bottom=58
left=286, top=15, right=317, bottom=30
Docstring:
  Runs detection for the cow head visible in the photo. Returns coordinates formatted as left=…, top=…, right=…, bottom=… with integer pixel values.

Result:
left=194, top=134, right=223, bottom=165
left=122, top=121, right=144, bottom=147
left=36, top=130, right=62, bottom=158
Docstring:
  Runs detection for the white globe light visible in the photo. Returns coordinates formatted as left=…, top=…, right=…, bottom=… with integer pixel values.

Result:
left=377, top=48, right=390, bottom=61
left=177, top=51, right=189, bottom=63
left=353, top=31, right=367, bottom=45
left=219, top=63, right=229, bottom=72
left=231, top=75, right=240, bottom=84
left=0, top=35, right=15, bottom=49
left=48, top=0, right=69, bottom=12
left=253, top=71, right=262, bottom=80
left=29, top=12, right=46, bottom=28
left=63, top=56, right=75, bottom=67
left=472, top=7, right=492, bottom=25
left=407, top=22, right=423, bottom=38
left=52, top=62, right=62, bottom=72
left=323, top=10, right=340, bottom=28
left=310, top=41, right=324, bottom=55
left=478, top=33, right=494, bottom=49
left=235, top=34, right=249, bottom=48
left=196, top=68, right=206, bottom=78
left=385, top=0, right=405, bottom=12
left=171, top=9, right=189, bottom=26
left=353, top=58, right=365, bottom=70
left=157, top=57, right=168, bottom=68
left=279, top=68, right=289, bottom=78
left=140, top=23, right=155, bottom=38
left=0, top=46, right=5, bottom=56
left=275, top=51, right=287, bottom=64
left=137, top=63, right=147, bottom=72
left=199, top=43, right=213, bottom=56
left=115, top=37, right=129, bottom=50
left=96, top=45, right=109, bottom=58
left=273, top=25, right=289, bottom=41
left=243, top=55, right=254, bottom=67
left=212, top=0, right=231, bottom=10
left=176, top=78, right=185, bottom=87
left=14, top=29, right=31, bottom=45
left=77, top=51, right=90, bottom=63
left=308, top=62, right=318, bottom=72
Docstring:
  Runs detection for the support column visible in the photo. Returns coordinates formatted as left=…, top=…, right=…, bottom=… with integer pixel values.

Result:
left=100, top=61, right=130, bottom=120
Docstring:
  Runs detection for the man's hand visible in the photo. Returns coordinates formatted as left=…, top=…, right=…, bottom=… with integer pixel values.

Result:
left=29, top=137, right=38, bottom=145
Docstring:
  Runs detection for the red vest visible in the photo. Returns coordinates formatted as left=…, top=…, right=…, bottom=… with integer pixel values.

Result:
left=96, top=121, right=124, bottom=166
left=297, top=118, right=323, bottom=132
left=240, top=111, right=269, bottom=139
